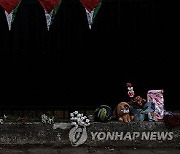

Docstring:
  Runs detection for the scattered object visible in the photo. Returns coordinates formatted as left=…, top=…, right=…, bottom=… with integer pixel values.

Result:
left=47, top=116, right=54, bottom=124
left=163, top=111, right=180, bottom=128
left=70, top=111, right=90, bottom=127
left=0, top=119, right=3, bottom=124
left=94, top=105, right=112, bottom=122
left=0, top=114, right=8, bottom=124
left=41, top=114, right=48, bottom=123
left=132, top=95, right=146, bottom=107
left=131, top=101, right=156, bottom=122
left=126, top=82, right=135, bottom=99
left=147, top=90, right=164, bottom=120
left=130, top=96, right=156, bottom=122
left=3, top=114, right=8, bottom=121
left=113, top=102, right=134, bottom=123
left=17, top=117, right=26, bottom=124
left=41, top=114, right=54, bottom=124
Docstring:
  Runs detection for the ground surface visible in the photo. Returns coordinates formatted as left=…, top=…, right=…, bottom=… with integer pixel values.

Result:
left=0, top=146, right=180, bottom=154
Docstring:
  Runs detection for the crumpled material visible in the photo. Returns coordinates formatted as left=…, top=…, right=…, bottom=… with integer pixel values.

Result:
left=130, top=101, right=155, bottom=122
left=147, top=90, right=164, bottom=120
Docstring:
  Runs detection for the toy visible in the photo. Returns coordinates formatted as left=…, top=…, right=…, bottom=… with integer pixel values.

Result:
left=131, top=96, right=157, bottom=122
left=126, top=82, right=135, bottom=99
left=113, top=102, right=134, bottom=123
left=132, top=95, right=146, bottom=106
left=94, top=105, right=112, bottom=122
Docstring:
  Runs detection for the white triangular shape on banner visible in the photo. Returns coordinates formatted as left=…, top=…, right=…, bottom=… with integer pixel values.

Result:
left=5, top=11, right=13, bottom=31
left=85, top=8, right=94, bottom=29
left=44, top=9, right=53, bottom=30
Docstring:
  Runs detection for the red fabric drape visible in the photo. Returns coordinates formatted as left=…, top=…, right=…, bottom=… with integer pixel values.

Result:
left=38, top=0, right=61, bottom=14
left=0, top=0, right=20, bottom=14
left=80, top=0, right=101, bottom=12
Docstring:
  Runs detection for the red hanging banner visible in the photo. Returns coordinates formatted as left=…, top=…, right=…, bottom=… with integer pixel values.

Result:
left=0, top=0, right=20, bottom=14
left=38, top=0, right=61, bottom=14
left=0, top=0, right=21, bottom=30
left=79, top=0, right=102, bottom=29
left=38, top=0, right=62, bottom=30
left=80, top=0, right=101, bottom=12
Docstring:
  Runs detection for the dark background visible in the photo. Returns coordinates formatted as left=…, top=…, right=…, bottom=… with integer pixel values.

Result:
left=0, top=0, right=179, bottom=110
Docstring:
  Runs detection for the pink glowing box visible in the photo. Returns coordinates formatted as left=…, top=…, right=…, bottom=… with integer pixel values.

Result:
left=147, top=90, right=164, bottom=120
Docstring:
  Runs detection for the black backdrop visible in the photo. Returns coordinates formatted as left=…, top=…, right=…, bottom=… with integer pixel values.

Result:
left=0, top=0, right=179, bottom=110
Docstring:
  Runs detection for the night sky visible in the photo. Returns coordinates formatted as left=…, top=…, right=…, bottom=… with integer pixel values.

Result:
left=0, top=0, right=179, bottom=110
